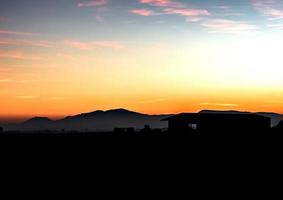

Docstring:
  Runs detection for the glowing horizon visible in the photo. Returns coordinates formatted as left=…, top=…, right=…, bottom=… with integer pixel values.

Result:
left=1, top=0, right=283, bottom=120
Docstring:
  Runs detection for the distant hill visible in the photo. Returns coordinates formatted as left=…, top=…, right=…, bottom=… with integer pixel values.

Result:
left=200, top=110, right=283, bottom=127
left=2, top=108, right=283, bottom=132
left=3, top=109, right=171, bottom=132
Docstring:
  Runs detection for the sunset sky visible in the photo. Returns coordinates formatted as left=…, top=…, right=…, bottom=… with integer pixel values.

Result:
left=1, top=0, right=283, bottom=120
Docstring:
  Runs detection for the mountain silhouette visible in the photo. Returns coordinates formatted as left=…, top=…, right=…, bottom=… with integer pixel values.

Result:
left=3, top=109, right=171, bottom=132
left=23, top=117, right=53, bottom=125
left=200, top=110, right=283, bottom=127
left=2, top=108, right=283, bottom=132
left=200, top=110, right=250, bottom=115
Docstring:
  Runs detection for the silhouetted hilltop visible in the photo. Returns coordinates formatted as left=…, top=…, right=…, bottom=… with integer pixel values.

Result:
left=58, top=108, right=169, bottom=132
left=3, top=117, right=56, bottom=131
left=23, top=117, right=53, bottom=125
left=2, top=108, right=282, bottom=132
left=3, top=109, right=171, bottom=132
left=200, top=110, right=250, bottom=115
left=63, top=108, right=143, bottom=120
left=200, top=110, right=283, bottom=127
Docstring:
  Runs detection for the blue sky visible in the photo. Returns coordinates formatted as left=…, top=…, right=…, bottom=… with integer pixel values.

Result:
left=2, top=0, right=283, bottom=116
left=1, top=0, right=283, bottom=40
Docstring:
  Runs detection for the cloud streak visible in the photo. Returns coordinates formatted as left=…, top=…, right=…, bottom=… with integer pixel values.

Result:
left=0, top=29, right=40, bottom=36
left=0, top=37, right=125, bottom=51
left=0, top=39, right=54, bottom=48
left=0, top=50, right=43, bottom=60
left=139, top=0, right=183, bottom=8
left=200, top=103, right=239, bottom=107
left=16, top=95, right=39, bottom=100
left=163, top=8, right=210, bottom=17
left=78, top=0, right=108, bottom=7
left=131, top=0, right=210, bottom=19
left=130, top=9, right=155, bottom=16
left=201, top=19, right=257, bottom=33
left=63, top=40, right=124, bottom=50
left=252, top=0, right=283, bottom=20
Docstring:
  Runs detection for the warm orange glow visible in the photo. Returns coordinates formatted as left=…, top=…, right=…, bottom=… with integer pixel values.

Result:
left=1, top=36, right=283, bottom=118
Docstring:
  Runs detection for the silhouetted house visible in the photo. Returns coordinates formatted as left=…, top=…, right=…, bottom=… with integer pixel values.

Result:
left=162, top=113, right=270, bottom=135
left=140, top=125, right=152, bottom=135
left=275, top=120, right=283, bottom=130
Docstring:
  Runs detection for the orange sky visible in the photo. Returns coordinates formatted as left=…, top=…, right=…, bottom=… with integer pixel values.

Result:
left=1, top=0, right=283, bottom=120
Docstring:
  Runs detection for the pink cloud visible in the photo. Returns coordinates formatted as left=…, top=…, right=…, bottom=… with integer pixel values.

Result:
left=63, top=40, right=94, bottom=50
left=0, top=29, right=40, bottom=36
left=0, top=38, right=124, bottom=50
left=63, top=40, right=124, bottom=50
left=0, top=50, right=42, bottom=60
left=78, top=0, right=108, bottom=7
left=130, top=9, right=155, bottom=16
left=252, top=0, right=283, bottom=20
left=0, top=39, right=54, bottom=48
left=163, top=8, right=210, bottom=16
left=131, top=2, right=210, bottom=18
left=201, top=19, right=257, bottom=33
left=139, top=0, right=183, bottom=8
left=93, top=41, right=124, bottom=49
left=262, top=8, right=283, bottom=19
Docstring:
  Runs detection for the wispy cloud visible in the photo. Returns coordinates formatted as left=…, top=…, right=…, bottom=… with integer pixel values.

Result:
left=0, top=67, right=14, bottom=73
left=93, top=41, right=124, bottom=49
left=0, top=29, right=40, bottom=36
left=130, top=9, right=155, bottom=16
left=63, top=40, right=94, bottom=50
left=0, top=78, right=37, bottom=84
left=78, top=0, right=108, bottom=7
left=139, top=0, right=183, bottom=8
left=0, top=78, right=12, bottom=83
left=132, top=0, right=210, bottom=19
left=16, top=95, right=39, bottom=100
left=213, top=5, right=244, bottom=17
left=252, top=0, right=283, bottom=20
left=63, top=40, right=124, bottom=50
left=200, top=103, right=239, bottom=107
left=78, top=0, right=110, bottom=22
left=0, top=50, right=43, bottom=60
left=163, top=8, right=210, bottom=17
left=201, top=19, right=257, bottom=33
left=0, top=39, right=54, bottom=48
left=0, top=37, right=124, bottom=50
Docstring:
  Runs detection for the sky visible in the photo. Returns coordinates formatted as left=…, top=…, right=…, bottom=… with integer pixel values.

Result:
left=1, top=0, right=283, bottom=120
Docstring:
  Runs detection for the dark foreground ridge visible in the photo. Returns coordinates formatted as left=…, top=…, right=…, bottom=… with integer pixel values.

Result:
left=1, top=110, right=283, bottom=155
left=1, top=125, right=283, bottom=150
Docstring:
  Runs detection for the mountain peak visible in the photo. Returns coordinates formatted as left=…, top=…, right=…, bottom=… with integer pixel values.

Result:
left=105, top=108, right=143, bottom=115
left=199, top=110, right=250, bottom=114
left=24, top=117, right=52, bottom=125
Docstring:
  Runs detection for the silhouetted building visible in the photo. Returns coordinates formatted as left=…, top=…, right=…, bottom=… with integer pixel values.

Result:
left=162, top=113, right=271, bottom=135
left=0, top=126, right=3, bottom=133
left=275, top=120, right=283, bottom=130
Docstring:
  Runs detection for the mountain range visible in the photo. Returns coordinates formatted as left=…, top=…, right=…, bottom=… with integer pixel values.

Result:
left=2, top=109, right=171, bottom=132
left=1, top=108, right=283, bottom=132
